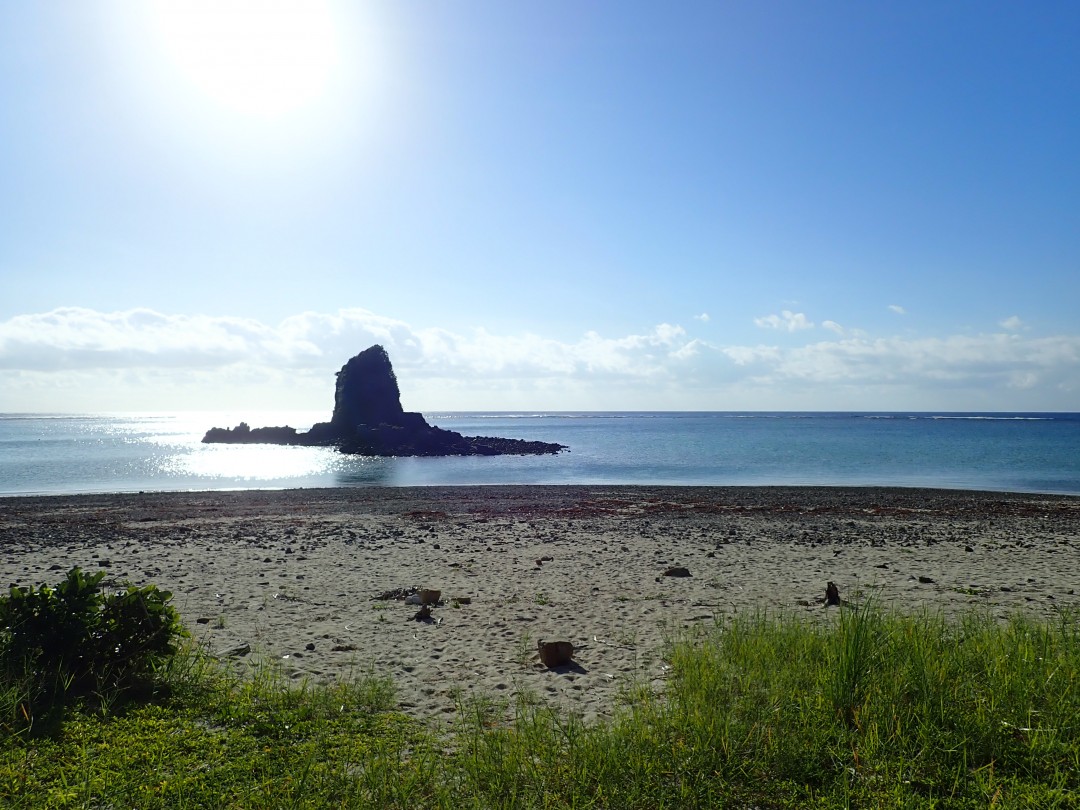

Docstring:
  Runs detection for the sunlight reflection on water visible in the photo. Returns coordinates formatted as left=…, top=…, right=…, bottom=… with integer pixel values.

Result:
left=165, top=444, right=342, bottom=481
left=127, top=412, right=398, bottom=488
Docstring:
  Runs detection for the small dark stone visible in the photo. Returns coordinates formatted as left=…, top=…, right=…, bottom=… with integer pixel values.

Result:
left=663, top=567, right=691, bottom=578
left=196, top=617, right=211, bottom=624
left=537, top=640, right=574, bottom=668
left=965, top=545, right=974, bottom=552
left=825, top=581, right=841, bottom=606
left=918, top=576, right=936, bottom=584
left=305, top=642, right=316, bottom=650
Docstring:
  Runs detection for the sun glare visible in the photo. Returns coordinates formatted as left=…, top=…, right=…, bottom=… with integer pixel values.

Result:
left=150, top=0, right=340, bottom=118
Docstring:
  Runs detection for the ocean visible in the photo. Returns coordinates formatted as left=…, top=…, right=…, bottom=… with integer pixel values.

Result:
left=1, top=411, right=1078, bottom=497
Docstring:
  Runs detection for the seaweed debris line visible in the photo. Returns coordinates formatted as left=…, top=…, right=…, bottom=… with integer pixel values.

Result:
left=202, top=345, right=566, bottom=457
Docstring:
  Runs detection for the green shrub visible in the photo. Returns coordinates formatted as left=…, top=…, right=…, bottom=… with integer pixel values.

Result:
left=0, top=567, right=185, bottom=729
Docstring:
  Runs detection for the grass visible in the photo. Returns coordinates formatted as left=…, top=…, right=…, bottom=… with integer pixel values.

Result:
left=3, top=605, right=1080, bottom=808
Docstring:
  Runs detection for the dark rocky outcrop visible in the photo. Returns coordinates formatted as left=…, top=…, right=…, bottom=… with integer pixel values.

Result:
left=202, top=345, right=566, bottom=457
left=201, top=423, right=300, bottom=445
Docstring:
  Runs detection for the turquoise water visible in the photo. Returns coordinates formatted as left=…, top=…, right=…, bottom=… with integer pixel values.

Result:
left=1, top=411, right=1078, bottom=496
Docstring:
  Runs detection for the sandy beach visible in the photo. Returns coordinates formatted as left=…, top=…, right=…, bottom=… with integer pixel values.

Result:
left=2, top=486, right=1078, bottom=725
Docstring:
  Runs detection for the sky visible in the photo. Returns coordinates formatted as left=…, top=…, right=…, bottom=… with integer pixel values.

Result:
left=1, top=1, right=1078, bottom=413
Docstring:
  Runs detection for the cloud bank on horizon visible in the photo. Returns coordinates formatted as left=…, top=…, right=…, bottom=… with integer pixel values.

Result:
left=1, top=306, right=1075, bottom=413
left=1, top=3, right=1078, bottom=413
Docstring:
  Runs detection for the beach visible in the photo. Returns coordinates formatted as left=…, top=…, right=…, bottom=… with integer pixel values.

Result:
left=2, top=486, right=1078, bottom=725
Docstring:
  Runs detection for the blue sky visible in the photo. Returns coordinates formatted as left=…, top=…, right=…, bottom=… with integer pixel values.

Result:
left=1, top=1, right=1078, bottom=412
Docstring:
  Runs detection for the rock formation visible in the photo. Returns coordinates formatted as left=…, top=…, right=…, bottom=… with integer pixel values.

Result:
left=331, top=344, right=407, bottom=432
left=202, top=345, right=566, bottom=457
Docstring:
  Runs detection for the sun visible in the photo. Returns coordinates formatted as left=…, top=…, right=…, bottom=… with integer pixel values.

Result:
left=150, top=0, right=341, bottom=119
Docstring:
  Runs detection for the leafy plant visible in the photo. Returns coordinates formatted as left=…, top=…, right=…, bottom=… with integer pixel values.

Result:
left=0, top=567, right=185, bottom=729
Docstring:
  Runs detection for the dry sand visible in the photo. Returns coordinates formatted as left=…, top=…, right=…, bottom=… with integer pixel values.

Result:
left=2, top=486, right=1078, bottom=725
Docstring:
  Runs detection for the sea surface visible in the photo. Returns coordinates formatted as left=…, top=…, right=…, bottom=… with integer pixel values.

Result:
left=1, top=411, right=1078, bottom=497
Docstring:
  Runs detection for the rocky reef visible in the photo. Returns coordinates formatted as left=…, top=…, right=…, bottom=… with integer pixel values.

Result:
left=202, top=345, right=566, bottom=457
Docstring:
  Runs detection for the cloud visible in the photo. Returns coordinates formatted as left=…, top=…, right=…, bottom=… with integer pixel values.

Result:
left=888, top=304, right=906, bottom=315
left=0, top=307, right=696, bottom=382
left=722, top=333, right=1080, bottom=393
left=0, top=307, right=319, bottom=370
left=753, top=310, right=814, bottom=332
left=694, top=313, right=710, bottom=322
left=2, top=307, right=1078, bottom=411
left=999, top=315, right=1024, bottom=331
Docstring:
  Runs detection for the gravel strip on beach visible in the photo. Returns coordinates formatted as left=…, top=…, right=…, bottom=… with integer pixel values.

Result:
left=2, top=486, right=1078, bottom=724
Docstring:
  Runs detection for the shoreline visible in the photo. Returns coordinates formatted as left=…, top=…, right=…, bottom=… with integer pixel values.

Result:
left=5, top=481, right=1080, bottom=507
left=3, top=485, right=1078, bottom=724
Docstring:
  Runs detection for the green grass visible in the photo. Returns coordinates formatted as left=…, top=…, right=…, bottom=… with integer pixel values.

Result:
left=4, top=605, right=1080, bottom=808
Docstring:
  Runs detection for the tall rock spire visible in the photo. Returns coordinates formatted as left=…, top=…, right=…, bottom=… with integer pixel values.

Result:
left=330, top=345, right=405, bottom=429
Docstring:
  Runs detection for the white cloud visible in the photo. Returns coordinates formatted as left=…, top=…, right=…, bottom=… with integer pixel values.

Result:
left=888, top=304, right=906, bottom=315
left=0, top=306, right=320, bottom=370
left=694, top=313, right=710, bottom=322
left=999, top=315, right=1024, bottom=331
left=723, top=345, right=780, bottom=366
left=727, top=333, right=1080, bottom=389
left=0, top=308, right=704, bottom=409
left=753, top=310, right=814, bottom=332
left=2, top=307, right=1078, bottom=411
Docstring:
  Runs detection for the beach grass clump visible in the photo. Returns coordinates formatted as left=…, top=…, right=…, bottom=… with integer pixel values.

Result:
left=441, top=604, right=1080, bottom=808
left=2, top=601, right=1079, bottom=808
left=666, top=604, right=1080, bottom=806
